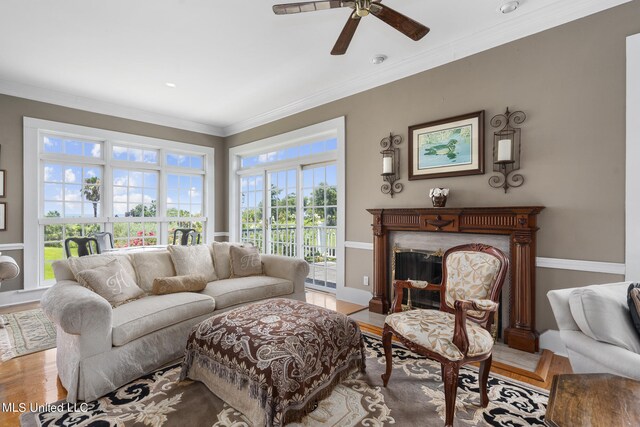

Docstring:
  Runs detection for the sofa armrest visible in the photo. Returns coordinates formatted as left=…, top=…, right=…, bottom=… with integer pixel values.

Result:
left=261, top=255, right=310, bottom=295
left=548, top=281, right=632, bottom=332
left=41, top=280, right=112, bottom=336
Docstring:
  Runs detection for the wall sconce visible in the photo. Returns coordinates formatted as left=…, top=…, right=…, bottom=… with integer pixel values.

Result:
left=380, top=133, right=403, bottom=198
left=489, top=107, right=526, bottom=193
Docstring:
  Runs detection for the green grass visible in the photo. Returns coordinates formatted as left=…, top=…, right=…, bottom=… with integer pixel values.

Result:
left=44, top=246, right=65, bottom=281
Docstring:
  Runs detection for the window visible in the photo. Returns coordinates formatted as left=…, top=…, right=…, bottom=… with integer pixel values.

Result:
left=167, top=174, right=205, bottom=238
left=24, top=119, right=215, bottom=288
left=230, top=118, right=345, bottom=294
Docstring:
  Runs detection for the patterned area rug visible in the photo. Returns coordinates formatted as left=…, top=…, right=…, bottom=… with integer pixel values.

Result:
left=0, top=308, right=56, bottom=362
left=20, top=334, right=548, bottom=426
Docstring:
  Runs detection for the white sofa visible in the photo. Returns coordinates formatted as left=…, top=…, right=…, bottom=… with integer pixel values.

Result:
left=548, top=281, right=640, bottom=380
left=41, top=244, right=309, bottom=403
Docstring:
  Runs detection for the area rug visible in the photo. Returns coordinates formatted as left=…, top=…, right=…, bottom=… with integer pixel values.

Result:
left=20, top=334, right=548, bottom=426
left=0, top=308, right=56, bottom=362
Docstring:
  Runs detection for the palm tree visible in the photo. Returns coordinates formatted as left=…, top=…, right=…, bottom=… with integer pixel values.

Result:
left=82, top=177, right=100, bottom=217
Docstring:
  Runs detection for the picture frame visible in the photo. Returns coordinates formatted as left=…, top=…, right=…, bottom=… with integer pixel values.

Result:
left=0, top=170, right=6, bottom=198
left=0, top=202, right=6, bottom=231
left=409, top=111, right=485, bottom=180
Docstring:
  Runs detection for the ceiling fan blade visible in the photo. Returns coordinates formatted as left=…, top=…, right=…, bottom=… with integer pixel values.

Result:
left=331, top=14, right=361, bottom=55
left=273, top=1, right=353, bottom=15
left=369, top=3, right=430, bottom=41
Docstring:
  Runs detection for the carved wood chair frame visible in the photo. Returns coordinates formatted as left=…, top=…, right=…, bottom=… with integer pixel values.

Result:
left=381, top=243, right=509, bottom=427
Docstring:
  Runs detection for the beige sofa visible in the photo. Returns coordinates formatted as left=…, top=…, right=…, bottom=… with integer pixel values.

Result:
left=41, top=244, right=309, bottom=403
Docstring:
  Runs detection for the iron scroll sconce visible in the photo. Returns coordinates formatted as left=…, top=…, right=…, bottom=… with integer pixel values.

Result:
left=489, top=107, right=526, bottom=193
left=380, top=133, right=403, bottom=197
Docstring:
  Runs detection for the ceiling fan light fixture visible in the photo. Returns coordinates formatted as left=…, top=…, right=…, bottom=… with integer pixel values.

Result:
left=499, top=1, right=520, bottom=14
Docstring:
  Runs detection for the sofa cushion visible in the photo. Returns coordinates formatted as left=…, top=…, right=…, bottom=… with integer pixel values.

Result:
left=76, top=259, right=145, bottom=308
left=152, top=274, right=207, bottom=295
left=130, top=251, right=177, bottom=292
left=229, top=245, right=263, bottom=278
left=211, top=242, right=248, bottom=280
left=168, top=244, right=217, bottom=282
left=628, top=283, right=640, bottom=337
left=569, top=286, right=640, bottom=353
left=111, top=293, right=215, bottom=346
left=67, top=254, right=137, bottom=285
left=200, top=276, right=293, bottom=310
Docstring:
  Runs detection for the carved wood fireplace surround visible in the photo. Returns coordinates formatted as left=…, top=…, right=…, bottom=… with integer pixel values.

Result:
left=367, top=206, right=544, bottom=353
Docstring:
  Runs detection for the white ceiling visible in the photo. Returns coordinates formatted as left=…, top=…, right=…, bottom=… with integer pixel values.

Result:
left=0, top=0, right=629, bottom=136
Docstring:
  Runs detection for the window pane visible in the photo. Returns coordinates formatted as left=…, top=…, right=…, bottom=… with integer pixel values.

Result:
left=44, top=164, right=63, bottom=182
left=64, top=166, right=82, bottom=183
left=113, top=146, right=128, bottom=160
left=65, top=140, right=83, bottom=156
left=143, top=150, right=158, bottom=164
left=84, top=143, right=101, bottom=158
left=43, top=136, right=63, bottom=153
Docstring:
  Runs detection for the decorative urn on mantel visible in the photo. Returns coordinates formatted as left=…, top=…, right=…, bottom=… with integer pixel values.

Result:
left=366, top=206, right=545, bottom=353
left=429, top=188, right=449, bottom=207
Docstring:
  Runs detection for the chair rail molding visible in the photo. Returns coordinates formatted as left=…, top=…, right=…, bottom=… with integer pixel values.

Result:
left=344, top=240, right=625, bottom=275
left=0, top=243, right=25, bottom=251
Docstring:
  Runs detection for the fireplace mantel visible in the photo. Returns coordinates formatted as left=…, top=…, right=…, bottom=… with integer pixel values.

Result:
left=366, top=206, right=544, bottom=353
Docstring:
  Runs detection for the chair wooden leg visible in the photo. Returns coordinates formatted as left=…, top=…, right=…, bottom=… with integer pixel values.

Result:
left=381, top=324, right=393, bottom=387
left=479, top=354, right=492, bottom=408
left=442, top=362, right=459, bottom=427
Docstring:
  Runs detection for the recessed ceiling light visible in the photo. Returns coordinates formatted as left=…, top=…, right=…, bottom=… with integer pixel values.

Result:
left=165, top=82, right=177, bottom=88
left=499, top=1, right=520, bottom=14
left=371, top=55, right=387, bottom=65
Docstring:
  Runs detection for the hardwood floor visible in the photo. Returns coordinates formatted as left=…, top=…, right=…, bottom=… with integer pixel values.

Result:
left=0, top=295, right=571, bottom=426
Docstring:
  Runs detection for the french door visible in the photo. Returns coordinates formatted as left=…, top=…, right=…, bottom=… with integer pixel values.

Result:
left=239, top=163, right=338, bottom=292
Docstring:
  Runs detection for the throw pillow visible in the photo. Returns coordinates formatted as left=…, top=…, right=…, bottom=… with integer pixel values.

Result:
left=167, top=244, right=217, bottom=282
left=211, top=242, right=249, bottom=280
left=130, top=251, right=177, bottom=293
left=76, top=259, right=145, bottom=307
left=229, top=245, right=263, bottom=278
left=67, top=253, right=137, bottom=284
left=628, top=283, right=640, bottom=336
left=569, top=286, right=640, bottom=353
left=152, top=274, right=207, bottom=295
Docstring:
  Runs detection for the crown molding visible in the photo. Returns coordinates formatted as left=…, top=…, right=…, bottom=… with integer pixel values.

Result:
left=0, top=0, right=628, bottom=138
left=0, top=79, right=225, bottom=137
left=221, top=0, right=630, bottom=136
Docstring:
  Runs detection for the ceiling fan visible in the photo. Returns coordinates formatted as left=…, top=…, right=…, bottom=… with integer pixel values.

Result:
left=272, top=0, right=430, bottom=55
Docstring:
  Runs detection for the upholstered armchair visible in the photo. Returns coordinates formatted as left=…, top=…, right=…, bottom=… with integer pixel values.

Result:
left=381, top=243, right=509, bottom=427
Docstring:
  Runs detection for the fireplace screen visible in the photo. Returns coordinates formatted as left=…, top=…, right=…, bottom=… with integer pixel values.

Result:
left=392, top=246, right=443, bottom=310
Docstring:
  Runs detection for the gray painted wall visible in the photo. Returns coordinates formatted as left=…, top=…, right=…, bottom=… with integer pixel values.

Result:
left=226, top=2, right=639, bottom=332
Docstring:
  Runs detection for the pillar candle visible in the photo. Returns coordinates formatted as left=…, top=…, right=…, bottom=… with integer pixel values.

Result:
left=383, top=156, right=393, bottom=174
left=497, top=139, right=512, bottom=162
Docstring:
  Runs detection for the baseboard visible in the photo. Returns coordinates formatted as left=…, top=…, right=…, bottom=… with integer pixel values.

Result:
left=540, top=330, right=568, bottom=357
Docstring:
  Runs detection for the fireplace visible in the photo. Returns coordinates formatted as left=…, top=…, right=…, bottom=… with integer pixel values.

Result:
left=392, top=246, right=442, bottom=310
left=367, top=206, right=544, bottom=353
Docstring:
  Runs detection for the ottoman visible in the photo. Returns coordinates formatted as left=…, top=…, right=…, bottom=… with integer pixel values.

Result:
left=179, top=298, right=366, bottom=427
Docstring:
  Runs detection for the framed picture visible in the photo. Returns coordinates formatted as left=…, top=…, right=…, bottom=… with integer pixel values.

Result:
left=0, top=170, right=6, bottom=197
left=409, top=111, right=485, bottom=180
left=0, top=202, right=6, bottom=231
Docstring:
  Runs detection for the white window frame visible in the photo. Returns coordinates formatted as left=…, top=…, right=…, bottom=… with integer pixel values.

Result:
left=626, top=33, right=640, bottom=280
left=24, top=118, right=215, bottom=289
left=229, top=117, right=347, bottom=297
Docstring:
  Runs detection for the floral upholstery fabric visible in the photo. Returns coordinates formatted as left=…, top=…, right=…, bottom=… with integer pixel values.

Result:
left=444, top=251, right=502, bottom=319
left=470, top=299, right=499, bottom=311
left=385, top=309, right=494, bottom=361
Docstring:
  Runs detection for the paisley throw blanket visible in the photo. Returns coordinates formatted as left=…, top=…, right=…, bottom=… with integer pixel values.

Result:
left=180, top=298, right=365, bottom=427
